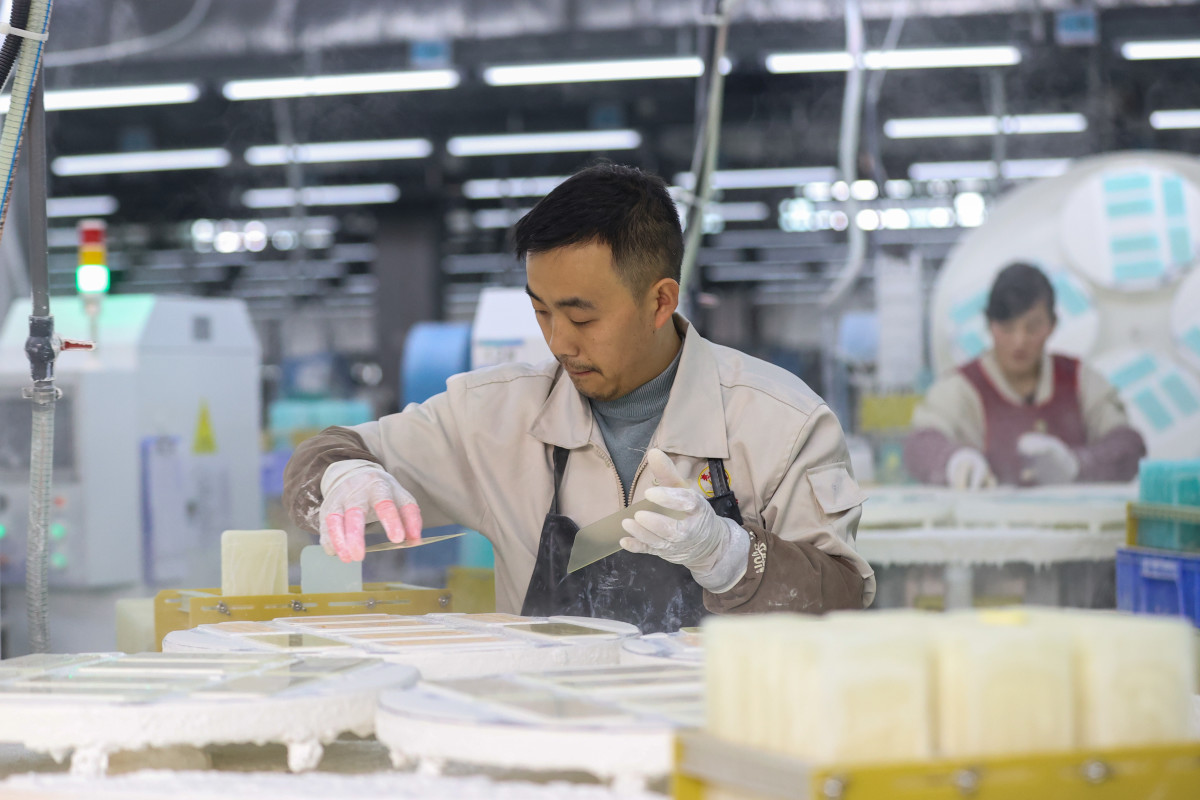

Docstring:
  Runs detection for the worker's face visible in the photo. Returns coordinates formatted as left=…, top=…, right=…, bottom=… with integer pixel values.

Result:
left=526, top=241, right=678, bottom=402
left=988, top=302, right=1056, bottom=377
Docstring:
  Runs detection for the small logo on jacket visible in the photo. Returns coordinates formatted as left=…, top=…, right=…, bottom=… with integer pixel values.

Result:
left=698, top=466, right=733, bottom=498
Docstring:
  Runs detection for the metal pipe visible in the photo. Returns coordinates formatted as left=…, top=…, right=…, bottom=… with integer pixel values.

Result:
left=24, top=73, right=54, bottom=654
left=27, top=74, right=47, bottom=316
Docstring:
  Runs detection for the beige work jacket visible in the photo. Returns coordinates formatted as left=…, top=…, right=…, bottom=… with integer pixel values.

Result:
left=344, top=316, right=875, bottom=612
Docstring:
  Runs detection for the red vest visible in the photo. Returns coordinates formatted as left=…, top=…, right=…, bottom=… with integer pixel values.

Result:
left=959, top=355, right=1088, bottom=486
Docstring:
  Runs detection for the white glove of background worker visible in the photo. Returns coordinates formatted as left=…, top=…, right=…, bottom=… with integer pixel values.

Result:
left=1016, top=432, right=1080, bottom=485
left=946, top=447, right=996, bottom=490
left=319, top=459, right=423, bottom=562
left=619, top=449, right=750, bottom=593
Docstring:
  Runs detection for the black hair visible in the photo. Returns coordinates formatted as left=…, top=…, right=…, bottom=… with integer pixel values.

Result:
left=512, top=163, right=683, bottom=295
left=986, top=262, right=1057, bottom=324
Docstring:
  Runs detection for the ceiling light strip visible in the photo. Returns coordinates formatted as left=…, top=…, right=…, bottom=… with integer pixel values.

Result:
left=51, top=148, right=231, bottom=176
left=223, top=70, right=460, bottom=100
left=447, top=130, right=641, bottom=157
left=766, top=45, right=1020, bottom=73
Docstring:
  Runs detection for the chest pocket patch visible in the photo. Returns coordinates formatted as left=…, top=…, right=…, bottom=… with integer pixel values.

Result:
left=806, top=462, right=868, bottom=515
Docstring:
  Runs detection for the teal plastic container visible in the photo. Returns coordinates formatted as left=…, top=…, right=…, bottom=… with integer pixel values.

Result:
left=1137, top=459, right=1200, bottom=551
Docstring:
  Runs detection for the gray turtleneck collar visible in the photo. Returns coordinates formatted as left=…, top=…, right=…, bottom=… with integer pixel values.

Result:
left=589, top=346, right=683, bottom=498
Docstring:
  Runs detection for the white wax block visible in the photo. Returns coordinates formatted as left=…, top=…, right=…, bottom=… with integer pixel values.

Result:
left=779, top=625, right=934, bottom=764
left=221, top=529, right=288, bottom=597
left=115, top=597, right=158, bottom=654
left=935, top=610, right=1075, bottom=758
left=706, top=613, right=933, bottom=765
left=300, top=545, right=363, bottom=594
left=1063, top=612, right=1195, bottom=748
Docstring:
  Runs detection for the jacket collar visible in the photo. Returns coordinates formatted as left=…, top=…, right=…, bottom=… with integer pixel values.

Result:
left=529, top=314, right=729, bottom=459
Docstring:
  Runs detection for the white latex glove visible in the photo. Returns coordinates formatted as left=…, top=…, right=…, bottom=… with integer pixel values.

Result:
left=946, top=447, right=996, bottom=490
left=319, top=460, right=423, bottom=562
left=1017, top=432, right=1080, bottom=485
left=619, top=449, right=750, bottom=593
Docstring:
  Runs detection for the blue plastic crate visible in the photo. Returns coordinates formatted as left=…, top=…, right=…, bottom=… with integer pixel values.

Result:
left=1136, top=460, right=1200, bottom=551
left=1116, top=546, right=1200, bottom=628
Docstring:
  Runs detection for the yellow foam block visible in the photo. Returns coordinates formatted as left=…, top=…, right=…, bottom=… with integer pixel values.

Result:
left=936, top=610, right=1075, bottom=758
left=221, top=529, right=288, bottom=597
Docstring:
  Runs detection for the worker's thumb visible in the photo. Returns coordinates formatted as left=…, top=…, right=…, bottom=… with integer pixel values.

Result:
left=646, top=448, right=688, bottom=489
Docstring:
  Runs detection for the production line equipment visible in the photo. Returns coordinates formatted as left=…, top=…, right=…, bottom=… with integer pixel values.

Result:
left=0, top=295, right=262, bottom=595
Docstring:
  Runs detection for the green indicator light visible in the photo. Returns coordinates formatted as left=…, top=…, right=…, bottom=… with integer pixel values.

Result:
left=50, top=523, right=66, bottom=540
left=76, top=263, right=110, bottom=294
left=51, top=552, right=67, bottom=569
left=0, top=524, right=6, bottom=539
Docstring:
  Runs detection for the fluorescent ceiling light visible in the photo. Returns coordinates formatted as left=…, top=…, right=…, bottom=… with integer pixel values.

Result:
left=245, top=138, right=433, bottom=165
left=51, top=148, right=231, bottom=176
left=242, top=184, right=400, bottom=208
left=766, top=45, right=1019, bottom=73
left=1121, top=40, right=1200, bottom=60
left=709, top=201, right=770, bottom=222
left=866, top=46, right=1020, bottom=70
left=884, top=113, right=1086, bottom=138
left=447, top=130, right=641, bottom=157
left=473, top=208, right=532, bottom=229
left=1150, top=109, right=1200, bottom=130
left=462, top=175, right=568, bottom=199
left=46, top=195, right=119, bottom=217
left=484, top=57, right=730, bottom=86
left=223, top=70, right=459, bottom=101
left=908, top=158, right=1072, bottom=182
left=674, top=166, right=839, bottom=191
left=765, top=52, right=853, bottom=73
left=0, top=83, right=201, bottom=114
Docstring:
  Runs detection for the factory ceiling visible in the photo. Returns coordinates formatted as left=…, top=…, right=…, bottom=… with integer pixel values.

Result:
left=17, top=0, right=1200, bottom=311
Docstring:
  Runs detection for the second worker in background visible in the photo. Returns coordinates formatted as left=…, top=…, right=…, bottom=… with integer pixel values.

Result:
left=905, top=262, right=1146, bottom=489
left=283, top=163, right=873, bottom=633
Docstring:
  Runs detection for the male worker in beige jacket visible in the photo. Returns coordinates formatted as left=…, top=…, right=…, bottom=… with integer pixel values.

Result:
left=284, top=164, right=873, bottom=633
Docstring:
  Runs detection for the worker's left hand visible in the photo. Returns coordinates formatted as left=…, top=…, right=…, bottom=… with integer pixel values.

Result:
left=1017, top=432, right=1080, bottom=485
left=620, top=449, right=750, bottom=593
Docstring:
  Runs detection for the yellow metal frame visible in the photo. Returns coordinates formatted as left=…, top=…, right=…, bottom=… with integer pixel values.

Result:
left=674, top=731, right=1200, bottom=799
left=1126, top=502, right=1200, bottom=548
left=153, top=583, right=451, bottom=651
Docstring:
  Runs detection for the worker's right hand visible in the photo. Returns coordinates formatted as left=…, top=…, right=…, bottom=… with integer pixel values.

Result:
left=946, top=447, right=996, bottom=490
left=318, top=460, right=422, bottom=562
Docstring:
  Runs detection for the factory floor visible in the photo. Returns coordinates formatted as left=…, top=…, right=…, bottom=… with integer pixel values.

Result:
left=0, top=738, right=664, bottom=799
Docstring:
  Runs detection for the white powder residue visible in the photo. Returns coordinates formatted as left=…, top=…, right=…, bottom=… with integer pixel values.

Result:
left=0, top=769, right=665, bottom=800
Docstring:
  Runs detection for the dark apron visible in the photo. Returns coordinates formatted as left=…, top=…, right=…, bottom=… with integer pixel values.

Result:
left=520, top=446, right=743, bottom=634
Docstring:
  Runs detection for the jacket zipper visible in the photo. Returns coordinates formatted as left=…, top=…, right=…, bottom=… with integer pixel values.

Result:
left=592, top=444, right=629, bottom=508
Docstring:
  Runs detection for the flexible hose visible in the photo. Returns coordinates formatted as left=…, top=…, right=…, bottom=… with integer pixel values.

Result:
left=820, top=0, right=867, bottom=310
left=26, top=383, right=55, bottom=654
left=0, top=0, right=33, bottom=92
left=0, top=0, right=57, bottom=653
left=679, top=0, right=739, bottom=298
left=0, top=0, right=53, bottom=247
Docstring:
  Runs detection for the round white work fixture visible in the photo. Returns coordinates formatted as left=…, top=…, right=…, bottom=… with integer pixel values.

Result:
left=1170, top=269, right=1200, bottom=372
left=1060, top=166, right=1200, bottom=291
left=376, top=663, right=703, bottom=793
left=1091, top=348, right=1200, bottom=460
left=0, top=652, right=416, bottom=776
